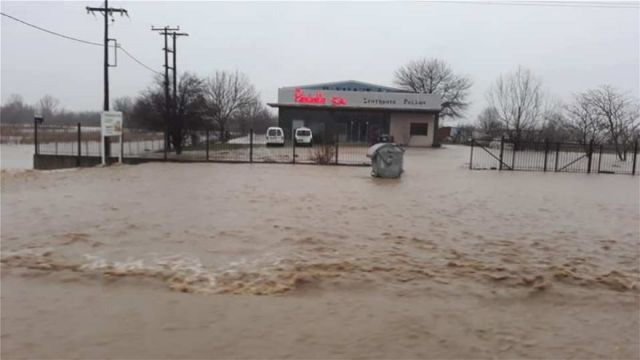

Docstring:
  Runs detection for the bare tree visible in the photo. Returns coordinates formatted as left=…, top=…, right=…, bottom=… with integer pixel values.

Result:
left=539, top=100, right=573, bottom=143
left=565, top=93, right=603, bottom=145
left=173, top=72, right=208, bottom=152
left=112, top=96, right=135, bottom=117
left=393, top=58, right=472, bottom=120
left=131, top=77, right=165, bottom=131
left=0, top=94, right=34, bottom=124
left=476, top=106, right=502, bottom=139
left=38, top=95, right=60, bottom=118
left=235, top=100, right=276, bottom=135
left=581, top=85, right=639, bottom=160
left=486, top=66, right=544, bottom=146
left=131, top=73, right=207, bottom=154
left=204, top=70, right=259, bottom=141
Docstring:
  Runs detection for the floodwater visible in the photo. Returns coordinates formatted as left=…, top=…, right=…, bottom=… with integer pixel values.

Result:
left=0, top=144, right=33, bottom=170
left=1, top=145, right=638, bottom=359
left=0, top=140, right=166, bottom=171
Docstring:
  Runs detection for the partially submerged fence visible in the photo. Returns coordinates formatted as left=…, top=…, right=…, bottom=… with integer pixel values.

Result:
left=469, top=137, right=639, bottom=175
left=33, top=124, right=370, bottom=168
left=34, top=124, right=165, bottom=158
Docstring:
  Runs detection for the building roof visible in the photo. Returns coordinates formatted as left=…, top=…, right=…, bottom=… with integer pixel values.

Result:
left=281, top=80, right=410, bottom=93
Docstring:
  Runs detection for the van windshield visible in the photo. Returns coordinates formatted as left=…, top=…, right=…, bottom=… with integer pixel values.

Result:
left=297, top=130, right=310, bottom=136
left=268, top=129, right=280, bottom=136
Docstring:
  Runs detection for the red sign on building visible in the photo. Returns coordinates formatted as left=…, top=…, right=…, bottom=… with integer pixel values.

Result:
left=294, top=88, right=346, bottom=107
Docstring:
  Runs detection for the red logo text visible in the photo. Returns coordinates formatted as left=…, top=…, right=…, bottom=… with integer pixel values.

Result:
left=294, top=88, right=346, bottom=107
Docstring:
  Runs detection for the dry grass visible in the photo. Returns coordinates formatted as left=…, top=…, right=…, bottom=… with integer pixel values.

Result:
left=311, top=143, right=336, bottom=164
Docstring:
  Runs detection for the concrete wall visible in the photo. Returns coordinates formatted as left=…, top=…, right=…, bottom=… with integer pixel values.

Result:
left=389, top=113, right=436, bottom=147
left=34, top=155, right=99, bottom=170
left=33, top=155, right=161, bottom=170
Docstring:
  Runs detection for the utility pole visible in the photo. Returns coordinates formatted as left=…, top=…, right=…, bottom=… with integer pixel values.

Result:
left=87, top=0, right=128, bottom=158
left=151, top=26, right=185, bottom=157
left=171, top=32, right=188, bottom=154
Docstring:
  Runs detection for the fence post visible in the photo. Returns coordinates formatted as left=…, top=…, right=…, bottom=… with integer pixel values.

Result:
left=511, top=140, right=516, bottom=170
left=34, top=117, right=39, bottom=155
left=249, top=129, right=253, bottom=163
left=499, top=136, right=505, bottom=170
left=543, top=139, right=549, bottom=172
left=554, top=143, right=560, bottom=172
left=120, top=127, right=124, bottom=161
left=292, top=133, right=296, bottom=164
left=55, top=141, right=58, bottom=155
left=335, top=132, right=339, bottom=164
left=163, top=130, right=168, bottom=161
left=77, top=123, right=81, bottom=166
left=469, top=139, right=474, bottom=170
left=204, top=128, right=209, bottom=161
left=587, top=139, right=594, bottom=173
left=597, top=144, right=603, bottom=173
left=632, top=139, right=638, bottom=176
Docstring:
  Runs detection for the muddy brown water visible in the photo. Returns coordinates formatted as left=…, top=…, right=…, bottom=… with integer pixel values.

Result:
left=1, top=145, right=638, bottom=359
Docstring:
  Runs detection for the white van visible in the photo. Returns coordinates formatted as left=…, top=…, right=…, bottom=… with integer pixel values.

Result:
left=294, top=127, right=313, bottom=146
left=266, top=127, right=285, bottom=146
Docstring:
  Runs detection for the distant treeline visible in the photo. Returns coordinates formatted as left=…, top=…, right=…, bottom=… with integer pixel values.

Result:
left=1, top=94, right=101, bottom=126
left=1, top=70, right=277, bottom=154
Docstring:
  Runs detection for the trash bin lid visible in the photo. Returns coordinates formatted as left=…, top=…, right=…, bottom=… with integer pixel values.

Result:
left=366, top=143, right=404, bottom=158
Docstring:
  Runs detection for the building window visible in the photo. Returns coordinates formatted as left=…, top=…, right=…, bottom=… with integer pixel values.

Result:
left=410, top=123, right=428, bottom=136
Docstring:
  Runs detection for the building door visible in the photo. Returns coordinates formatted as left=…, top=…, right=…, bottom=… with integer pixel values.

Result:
left=409, top=122, right=431, bottom=146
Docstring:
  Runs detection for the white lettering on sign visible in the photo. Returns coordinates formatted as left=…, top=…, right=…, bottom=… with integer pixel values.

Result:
left=101, top=111, right=123, bottom=137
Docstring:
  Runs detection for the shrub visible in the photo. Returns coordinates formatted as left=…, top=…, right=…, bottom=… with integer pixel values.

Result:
left=311, top=143, right=336, bottom=164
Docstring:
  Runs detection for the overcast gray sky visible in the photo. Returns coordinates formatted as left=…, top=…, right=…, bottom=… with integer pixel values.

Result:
left=1, top=1, right=638, bottom=123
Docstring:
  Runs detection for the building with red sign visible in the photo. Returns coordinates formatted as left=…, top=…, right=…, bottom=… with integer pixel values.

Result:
left=267, top=80, right=442, bottom=146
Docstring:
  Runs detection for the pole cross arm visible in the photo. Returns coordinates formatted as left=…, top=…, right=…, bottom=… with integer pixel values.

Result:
left=86, top=6, right=128, bottom=15
left=151, top=26, right=180, bottom=32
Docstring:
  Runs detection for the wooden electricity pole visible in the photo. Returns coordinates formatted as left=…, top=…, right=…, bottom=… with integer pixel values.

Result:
left=171, top=32, right=188, bottom=153
left=86, top=0, right=128, bottom=158
left=151, top=26, right=187, bottom=156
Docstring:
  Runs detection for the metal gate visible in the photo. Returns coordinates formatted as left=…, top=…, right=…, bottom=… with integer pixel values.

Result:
left=469, top=137, right=638, bottom=175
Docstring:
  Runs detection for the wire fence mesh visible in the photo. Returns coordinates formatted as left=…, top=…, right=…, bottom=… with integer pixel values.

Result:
left=469, top=138, right=639, bottom=175
left=34, top=125, right=371, bottom=166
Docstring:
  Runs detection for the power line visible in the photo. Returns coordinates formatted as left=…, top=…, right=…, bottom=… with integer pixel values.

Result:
left=425, top=0, right=639, bottom=8
left=118, top=46, right=162, bottom=75
left=1, top=12, right=161, bottom=75
left=1, top=12, right=102, bottom=46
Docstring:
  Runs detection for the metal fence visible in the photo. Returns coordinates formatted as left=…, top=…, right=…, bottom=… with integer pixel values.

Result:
left=469, top=137, right=639, bottom=175
left=34, top=124, right=370, bottom=166
left=35, top=124, right=166, bottom=157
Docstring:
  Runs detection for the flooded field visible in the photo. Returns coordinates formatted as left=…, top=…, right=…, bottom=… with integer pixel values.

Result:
left=0, top=144, right=33, bottom=170
left=1, top=145, right=638, bottom=359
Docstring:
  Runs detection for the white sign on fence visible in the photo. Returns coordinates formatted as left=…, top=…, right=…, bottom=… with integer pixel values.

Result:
left=101, top=111, right=123, bottom=136
left=100, top=111, right=123, bottom=165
